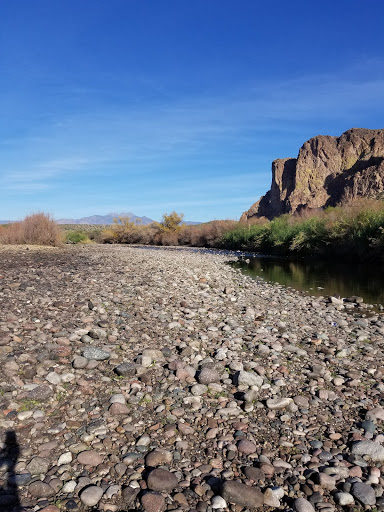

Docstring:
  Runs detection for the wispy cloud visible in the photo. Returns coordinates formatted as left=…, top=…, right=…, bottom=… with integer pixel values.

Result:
left=2, top=61, right=384, bottom=207
left=5, top=182, right=53, bottom=192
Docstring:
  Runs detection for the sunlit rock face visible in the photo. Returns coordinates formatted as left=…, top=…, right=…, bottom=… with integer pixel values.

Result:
left=242, top=128, right=384, bottom=221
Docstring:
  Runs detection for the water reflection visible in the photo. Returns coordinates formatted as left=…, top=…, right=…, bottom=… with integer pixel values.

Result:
left=232, top=256, right=384, bottom=306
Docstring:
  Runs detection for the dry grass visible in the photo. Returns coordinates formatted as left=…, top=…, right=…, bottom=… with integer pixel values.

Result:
left=0, top=213, right=62, bottom=246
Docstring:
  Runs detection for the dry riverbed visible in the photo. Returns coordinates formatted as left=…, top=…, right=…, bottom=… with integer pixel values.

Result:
left=1, top=245, right=384, bottom=512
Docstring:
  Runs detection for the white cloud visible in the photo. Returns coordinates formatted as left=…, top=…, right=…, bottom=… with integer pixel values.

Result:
left=2, top=60, right=384, bottom=193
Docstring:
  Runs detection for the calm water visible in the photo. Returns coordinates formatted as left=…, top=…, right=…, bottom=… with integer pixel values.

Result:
left=232, top=256, right=384, bottom=306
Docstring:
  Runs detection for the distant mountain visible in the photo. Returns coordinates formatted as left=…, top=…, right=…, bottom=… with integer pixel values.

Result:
left=56, top=212, right=155, bottom=225
left=0, top=213, right=201, bottom=226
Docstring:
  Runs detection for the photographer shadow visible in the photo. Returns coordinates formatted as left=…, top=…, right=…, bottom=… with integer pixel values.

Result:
left=0, top=431, right=21, bottom=512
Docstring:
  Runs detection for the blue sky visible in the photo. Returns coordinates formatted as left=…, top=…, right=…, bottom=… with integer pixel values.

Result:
left=1, top=1, right=384, bottom=222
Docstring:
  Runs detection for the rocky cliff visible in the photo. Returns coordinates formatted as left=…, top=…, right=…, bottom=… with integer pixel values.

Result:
left=241, top=128, right=384, bottom=221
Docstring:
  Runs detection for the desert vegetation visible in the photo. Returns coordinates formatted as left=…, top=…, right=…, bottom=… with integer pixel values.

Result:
left=100, top=212, right=237, bottom=247
left=59, top=224, right=105, bottom=244
left=2, top=200, right=383, bottom=261
left=0, top=213, right=62, bottom=246
left=222, top=198, right=384, bottom=261
left=99, top=199, right=384, bottom=261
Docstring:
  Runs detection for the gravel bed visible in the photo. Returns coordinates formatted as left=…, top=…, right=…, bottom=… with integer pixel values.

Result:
left=0, top=244, right=384, bottom=512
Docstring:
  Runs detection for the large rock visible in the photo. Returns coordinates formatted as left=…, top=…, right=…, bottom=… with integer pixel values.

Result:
left=141, top=492, right=166, bottom=512
left=146, top=449, right=173, bottom=467
left=26, top=456, right=50, bottom=475
left=242, top=128, right=384, bottom=221
left=82, top=346, right=110, bottom=360
left=222, top=480, right=264, bottom=508
left=351, top=482, right=376, bottom=506
left=28, top=481, right=55, bottom=498
left=294, top=498, right=316, bottom=512
left=147, top=468, right=178, bottom=492
left=77, top=450, right=103, bottom=466
left=237, top=370, right=263, bottom=388
left=28, top=384, right=53, bottom=400
left=79, top=486, right=104, bottom=506
left=351, top=440, right=384, bottom=461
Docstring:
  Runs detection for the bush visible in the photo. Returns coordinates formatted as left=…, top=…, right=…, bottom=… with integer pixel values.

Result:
left=59, top=224, right=104, bottom=242
left=220, top=198, right=384, bottom=261
left=0, top=213, right=62, bottom=246
left=158, top=211, right=184, bottom=232
left=65, top=231, right=90, bottom=244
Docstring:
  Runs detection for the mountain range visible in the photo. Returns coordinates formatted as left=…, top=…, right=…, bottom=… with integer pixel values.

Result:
left=0, top=212, right=201, bottom=225
left=56, top=212, right=154, bottom=225
left=56, top=212, right=201, bottom=225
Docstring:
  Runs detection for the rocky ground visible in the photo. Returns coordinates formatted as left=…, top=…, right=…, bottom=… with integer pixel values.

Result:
left=1, top=245, right=384, bottom=512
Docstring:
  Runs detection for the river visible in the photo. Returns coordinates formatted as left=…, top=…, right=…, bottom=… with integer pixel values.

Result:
left=232, top=255, right=384, bottom=307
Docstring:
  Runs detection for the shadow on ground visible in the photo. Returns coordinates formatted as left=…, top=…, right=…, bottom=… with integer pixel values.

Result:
left=0, top=430, right=21, bottom=512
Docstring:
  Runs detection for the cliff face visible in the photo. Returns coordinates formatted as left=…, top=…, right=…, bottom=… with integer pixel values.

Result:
left=241, top=128, right=384, bottom=221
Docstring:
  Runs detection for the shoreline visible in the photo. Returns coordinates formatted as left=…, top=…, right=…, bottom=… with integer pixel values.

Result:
left=1, top=245, right=384, bottom=511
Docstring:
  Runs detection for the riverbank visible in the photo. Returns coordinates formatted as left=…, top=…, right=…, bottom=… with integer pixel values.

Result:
left=220, top=200, right=384, bottom=262
left=93, top=199, right=384, bottom=263
left=1, top=245, right=384, bottom=511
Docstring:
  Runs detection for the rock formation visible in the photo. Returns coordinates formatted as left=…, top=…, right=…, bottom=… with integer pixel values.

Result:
left=241, top=128, right=384, bottom=221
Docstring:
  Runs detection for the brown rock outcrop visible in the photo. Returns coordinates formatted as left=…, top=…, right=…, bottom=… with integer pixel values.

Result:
left=241, top=128, right=384, bottom=221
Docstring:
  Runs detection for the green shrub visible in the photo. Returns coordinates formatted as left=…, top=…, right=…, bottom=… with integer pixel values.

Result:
left=64, top=231, right=90, bottom=244
left=221, top=198, right=384, bottom=261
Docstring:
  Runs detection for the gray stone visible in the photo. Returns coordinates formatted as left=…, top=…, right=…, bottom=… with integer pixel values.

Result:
left=243, top=466, right=265, bottom=482
left=28, top=481, right=55, bottom=498
left=80, top=334, right=94, bottom=343
left=266, top=397, right=293, bottom=410
left=122, top=486, right=140, bottom=506
left=146, top=449, right=173, bottom=467
left=26, top=456, right=50, bottom=475
left=191, top=384, right=208, bottom=396
left=366, top=407, right=384, bottom=422
left=141, top=492, right=165, bottom=512
left=351, top=482, right=376, bottom=506
left=334, top=492, right=355, bottom=506
left=82, top=346, right=110, bottom=360
left=212, top=496, right=228, bottom=509
left=72, top=356, right=88, bottom=368
left=360, top=420, right=376, bottom=433
left=46, top=371, right=61, bottom=385
left=222, top=480, right=264, bottom=508
left=88, top=328, right=107, bottom=339
left=77, top=450, right=103, bottom=466
left=80, top=485, right=104, bottom=506
left=114, top=362, right=136, bottom=377
left=123, top=452, right=141, bottom=465
left=237, top=370, right=263, bottom=388
left=294, top=498, right=315, bottom=512
left=351, top=440, right=384, bottom=461
left=109, top=393, right=126, bottom=404
left=198, top=367, right=220, bottom=384
left=237, top=439, right=257, bottom=455
left=147, top=468, right=178, bottom=492
left=137, top=434, right=151, bottom=446
left=28, top=384, right=53, bottom=400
